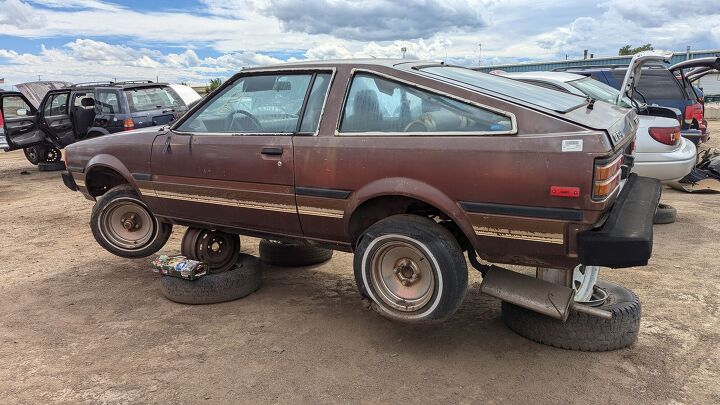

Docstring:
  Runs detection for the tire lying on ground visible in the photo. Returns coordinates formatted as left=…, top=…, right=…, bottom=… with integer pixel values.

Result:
left=501, top=280, right=640, bottom=351
left=160, top=254, right=262, bottom=305
left=258, top=239, right=333, bottom=267
left=38, top=161, right=66, bottom=172
left=653, top=203, right=677, bottom=224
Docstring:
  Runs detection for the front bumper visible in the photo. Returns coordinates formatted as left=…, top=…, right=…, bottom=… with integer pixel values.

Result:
left=577, top=175, right=662, bottom=268
left=61, top=170, right=78, bottom=192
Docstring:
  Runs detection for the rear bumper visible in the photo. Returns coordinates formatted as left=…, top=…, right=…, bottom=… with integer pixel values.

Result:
left=61, top=170, right=78, bottom=192
left=633, top=139, right=697, bottom=182
left=577, top=175, right=662, bottom=268
left=682, top=129, right=707, bottom=145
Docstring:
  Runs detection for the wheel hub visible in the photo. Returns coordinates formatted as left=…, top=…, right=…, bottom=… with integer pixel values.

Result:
left=394, top=258, right=421, bottom=286
left=120, top=213, right=142, bottom=231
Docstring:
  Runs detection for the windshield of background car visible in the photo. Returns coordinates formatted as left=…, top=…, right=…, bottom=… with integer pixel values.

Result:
left=124, top=86, right=183, bottom=113
left=569, top=77, right=632, bottom=108
left=177, top=74, right=313, bottom=133
left=420, top=66, right=587, bottom=113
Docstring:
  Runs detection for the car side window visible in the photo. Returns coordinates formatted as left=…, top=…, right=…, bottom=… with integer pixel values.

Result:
left=299, top=73, right=332, bottom=133
left=43, top=93, right=69, bottom=116
left=2, top=95, right=33, bottom=118
left=96, top=90, right=120, bottom=114
left=340, top=73, right=513, bottom=134
left=177, top=74, right=313, bottom=134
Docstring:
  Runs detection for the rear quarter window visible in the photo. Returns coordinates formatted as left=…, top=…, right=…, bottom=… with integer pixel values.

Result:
left=124, top=86, right=183, bottom=113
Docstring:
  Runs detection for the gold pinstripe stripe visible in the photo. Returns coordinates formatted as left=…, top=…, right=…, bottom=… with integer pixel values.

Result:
left=154, top=190, right=298, bottom=214
left=297, top=206, right=344, bottom=219
left=473, top=226, right=564, bottom=244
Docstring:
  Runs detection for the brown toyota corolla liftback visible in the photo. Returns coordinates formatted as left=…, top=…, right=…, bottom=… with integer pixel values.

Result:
left=58, top=60, right=661, bottom=344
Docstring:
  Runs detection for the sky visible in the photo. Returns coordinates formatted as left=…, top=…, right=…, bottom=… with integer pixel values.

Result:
left=0, top=0, right=718, bottom=86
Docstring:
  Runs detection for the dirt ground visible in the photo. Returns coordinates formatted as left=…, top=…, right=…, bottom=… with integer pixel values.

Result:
left=1, top=124, right=719, bottom=405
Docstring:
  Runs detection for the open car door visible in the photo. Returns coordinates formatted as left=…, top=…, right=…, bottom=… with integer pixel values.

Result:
left=39, top=89, right=76, bottom=147
left=0, top=91, right=45, bottom=151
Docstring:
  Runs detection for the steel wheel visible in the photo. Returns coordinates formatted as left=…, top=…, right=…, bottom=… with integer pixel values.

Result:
left=99, top=198, right=155, bottom=250
left=368, top=236, right=436, bottom=312
left=181, top=228, right=240, bottom=273
left=45, top=148, right=62, bottom=163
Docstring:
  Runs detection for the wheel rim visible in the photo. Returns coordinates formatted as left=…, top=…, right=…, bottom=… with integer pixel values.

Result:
left=100, top=200, right=155, bottom=249
left=26, top=147, right=38, bottom=162
left=572, top=265, right=599, bottom=303
left=196, top=231, right=238, bottom=273
left=369, top=238, right=435, bottom=312
left=45, top=148, right=61, bottom=162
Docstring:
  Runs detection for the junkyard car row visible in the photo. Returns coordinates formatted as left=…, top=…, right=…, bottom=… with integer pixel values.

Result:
left=2, top=52, right=718, bottom=351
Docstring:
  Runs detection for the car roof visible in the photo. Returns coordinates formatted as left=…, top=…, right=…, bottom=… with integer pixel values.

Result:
left=504, top=71, right=586, bottom=83
left=68, top=81, right=170, bottom=90
left=242, top=59, right=441, bottom=72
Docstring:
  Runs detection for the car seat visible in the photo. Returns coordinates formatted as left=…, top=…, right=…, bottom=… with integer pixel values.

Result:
left=344, top=89, right=383, bottom=132
left=73, top=98, right=96, bottom=138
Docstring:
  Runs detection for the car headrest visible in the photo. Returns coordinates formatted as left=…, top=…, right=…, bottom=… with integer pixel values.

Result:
left=81, top=98, right=95, bottom=107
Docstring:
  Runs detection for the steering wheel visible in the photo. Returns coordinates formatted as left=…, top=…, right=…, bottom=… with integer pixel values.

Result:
left=228, top=109, right=263, bottom=132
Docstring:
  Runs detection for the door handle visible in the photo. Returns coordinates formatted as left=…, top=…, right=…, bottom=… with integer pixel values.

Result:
left=261, top=147, right=283, bottom=156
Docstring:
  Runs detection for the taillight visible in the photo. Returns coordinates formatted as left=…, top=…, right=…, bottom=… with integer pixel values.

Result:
left=684, top=103, right=703, bottom=124
left=123, top=118, right=135, bottom=131
left=0, top=110, right=4, bottom=128
left=592, top=154, right=623, bottom=201
left=648, top=126, right=681, bottom=146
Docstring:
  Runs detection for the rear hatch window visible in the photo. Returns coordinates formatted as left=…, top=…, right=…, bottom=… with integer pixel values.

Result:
left=420, top=66, right=587, bottom=113
left=610, top=69, right=685, bottom=101
left=124, top=86, right=184, bottom=113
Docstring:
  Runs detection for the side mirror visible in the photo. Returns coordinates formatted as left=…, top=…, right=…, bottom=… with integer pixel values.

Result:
left=16, top=108, right=28, bottom=116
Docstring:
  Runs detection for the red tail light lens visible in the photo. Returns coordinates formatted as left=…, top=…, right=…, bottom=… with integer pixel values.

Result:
left=0, top=110, right=4, bottom=128
left=684, top=103, right=703, bottom=124
left=648, top=127, right=681, bottom=146
left=123, top=118, right=135, bottom=131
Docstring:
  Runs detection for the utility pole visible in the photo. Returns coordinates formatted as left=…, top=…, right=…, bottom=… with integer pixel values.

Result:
left=686, top=45, right=691, bottom=60
left=478, top=43, right=482, bottom=67
left=401, top=47, right=407, bottom=59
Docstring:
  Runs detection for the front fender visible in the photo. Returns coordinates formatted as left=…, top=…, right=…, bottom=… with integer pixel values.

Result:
left=84, top=153, right=140, bottom=193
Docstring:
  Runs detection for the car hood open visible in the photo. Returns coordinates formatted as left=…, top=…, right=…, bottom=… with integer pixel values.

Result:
left=14, top=81, right=71, bottom=108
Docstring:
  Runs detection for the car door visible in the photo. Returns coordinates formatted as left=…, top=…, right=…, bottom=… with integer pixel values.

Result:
left=149, top=71, right=318, bottom=235
left=39, top=90, right=76, bottom=147
left=0, top=92, right=45, bottom=151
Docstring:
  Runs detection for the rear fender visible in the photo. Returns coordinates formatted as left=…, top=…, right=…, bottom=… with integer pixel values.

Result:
left=343, top=177, right=477, bottom=248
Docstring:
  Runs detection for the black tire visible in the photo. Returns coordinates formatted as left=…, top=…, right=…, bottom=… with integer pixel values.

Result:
left=259, top=239, right=333, bottom=267
left=181, top=228, right=241, bottom=273
left=653, top=203, right=677, bottom=224
left=501, top=280, right=641, bottom=351
left=90, top=184, right=172, bottom=258
left=38, top=161, right=66, bottom=172
left=353, top=215, right=468, bottom=323
left=23, top=146, right=45, bottom=165
left=160, top=254, right=262, bottom=305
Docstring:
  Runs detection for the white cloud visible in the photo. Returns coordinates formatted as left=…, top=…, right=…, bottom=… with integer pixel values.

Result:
left=0, top=0, right=47, bottom=28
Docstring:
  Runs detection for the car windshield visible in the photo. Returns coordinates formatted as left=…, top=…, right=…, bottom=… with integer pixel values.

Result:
left=124, top=86, right=183, bottom=113
left=568, top=77, right=632, bottom=108
left=420, top=66, right=587, bottom=113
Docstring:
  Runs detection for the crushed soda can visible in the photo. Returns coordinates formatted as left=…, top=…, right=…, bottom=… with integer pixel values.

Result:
left=151, top=255, right=208, bottom=280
